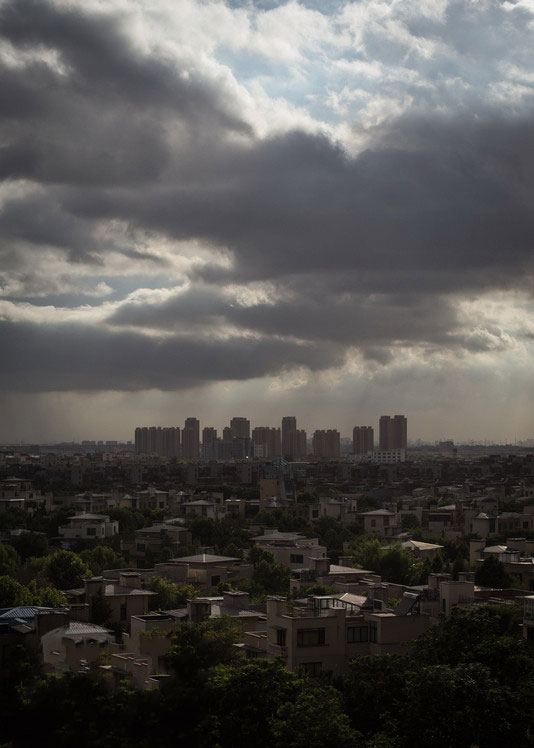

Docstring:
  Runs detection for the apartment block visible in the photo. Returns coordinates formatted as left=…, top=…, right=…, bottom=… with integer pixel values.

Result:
left=353, top=426, right=374, bottom=455
left=312, top=430, right=340, bottom=458
left=182, top=418, right=200, bottom=459
left=379, top=415, right=407, bottom=451
left=252, top=530, right=328, bottom=570
left=242, top=593, right=430, bottom=677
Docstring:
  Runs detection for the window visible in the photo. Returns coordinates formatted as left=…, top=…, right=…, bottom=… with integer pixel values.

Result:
left=297, top=628, right=325, bottom=647
left=299, top=662, right=322, bottom=677
left=369, top=623, right=377, bottom=643
left=211, top=575, right=221, bottom=586
left=137, top=543, right=146, bottom=552
left=276, top=628, right=287, bottom=647
left=120, top=602, right=127, bottom=621
left=371, top=520, right=376, bottom=527
left=347, top=626, right=368, bottom=643
left=86, top=527, right=97, bottom=536
left=290, top=554, right=304, bottom=564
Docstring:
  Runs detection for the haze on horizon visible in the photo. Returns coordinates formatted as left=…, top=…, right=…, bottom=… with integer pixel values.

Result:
left=1, top=0, right=534, bottom=445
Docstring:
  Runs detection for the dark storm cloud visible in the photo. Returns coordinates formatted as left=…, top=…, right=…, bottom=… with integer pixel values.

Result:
left=108, top=283, right=463, bottom=350
left=1, top=0, right=534, bottom=394
left=0, top=320, right=343, bottom=392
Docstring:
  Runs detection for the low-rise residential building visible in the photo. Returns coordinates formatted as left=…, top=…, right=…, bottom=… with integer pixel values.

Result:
left=42, top=621, right=113, bottom=673
left=0, top=607, right=69, bottom=677
left=241, top=592, right=430, bottom=677
left=252, top=530, right=328, bottom=570
left=66, top=574, right=157, bottom=627
left=106, top=591, right=266, bottom=689
left=154, top=553, right=253, bottom=590
left=58, top=513, right=119, bottom=546
left=359, top=509, right=401, bottom=536
left=120, top=521, right=192, bottom=565
left=0, top=478, right=44, bottom=512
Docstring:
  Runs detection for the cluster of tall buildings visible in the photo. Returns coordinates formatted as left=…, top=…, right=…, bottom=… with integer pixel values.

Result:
left=352, top=415, right=407, bottom=456
left=135, top=414, right=407, bottom=460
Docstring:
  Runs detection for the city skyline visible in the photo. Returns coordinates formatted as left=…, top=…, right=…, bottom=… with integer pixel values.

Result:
left=1, top=0, right=534, bottom=444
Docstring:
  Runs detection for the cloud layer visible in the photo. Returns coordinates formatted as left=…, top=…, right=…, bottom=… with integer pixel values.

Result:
left=1, top=0, right=534, bottom=440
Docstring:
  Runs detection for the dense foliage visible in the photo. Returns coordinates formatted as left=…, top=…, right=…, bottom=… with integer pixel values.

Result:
left=1, top=605, right=533, bottom=748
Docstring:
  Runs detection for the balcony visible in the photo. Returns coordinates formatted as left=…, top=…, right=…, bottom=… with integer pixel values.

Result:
left=267, top=643, right=288, bottom=657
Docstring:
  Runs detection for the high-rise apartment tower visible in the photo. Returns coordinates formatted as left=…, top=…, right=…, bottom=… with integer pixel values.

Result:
left=379, top=415, right=407, bottom=451
left=353, top=426, right=374, bottom=455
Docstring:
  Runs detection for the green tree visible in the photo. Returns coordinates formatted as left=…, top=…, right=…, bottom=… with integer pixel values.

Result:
left=352, top=537, right=382, bottom=573
left=401, top=513, right=419, bottom=529
left=45, top=550, right=91, bottom=589
left=25, top=580, right=67, bottom=608
left=10, top=533, right=48, bottom=562
left=80, top=545, right=125, bottom=576
left=379, top=546, right=413, bottom=584
left=475, top=555, right=513, bottom=588
left=205, top=659, right=300, bottom=748
left=412, top=604, right=523, bottom=669
left=165, top=617, right=241, bottom=683
left=0, top=576, right=28, bottom=607
left=272, top=684, right=362, bottom=748
left=0, top=542, right=20, bottom=575
left=399, top=663, right=520, bottom=748
left=253, top=557, right=290, bottom=596
left=148, top=576, right=197, bottom=610
left=90, top=587, right=112, bottom=626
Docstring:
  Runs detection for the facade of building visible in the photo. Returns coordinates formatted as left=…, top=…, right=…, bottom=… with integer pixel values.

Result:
left=58, top=513, right=119, bottom=546
left=352, top=426, right=374, bottom=455
left=281, top=417, right=307, bottom=460
left=253, top=531, right=328, bottom=570
left=379, top=415, right=407, bottom=451
left=201, top=427, right=218, bottom=460
left=312, top=430, right=341, bottom=458
left=134, top=427, right=180, bottom=457
left=242, top=593, right=430, bottom=677
left=230, top=417, right=250, bottom=440
left=182, top=418, right=200, bottom=459
left=252, top=427, right=282, bottom=459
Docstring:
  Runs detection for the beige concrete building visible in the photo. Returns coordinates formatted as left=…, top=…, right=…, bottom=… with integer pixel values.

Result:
left=120, top=521, right=192, bottom=565
left=154, top=553, right=253, bottom=590
left=252, top=530, right=328, bottom=570
left=360, top=509, right=401, bottom=536
left=42, top=620, right=113, bottom=673
left=67, top=574, right=157, bottom=627
left=242, top=592, right=430, bottom=677
left=58, top=513, right=119, bottom=546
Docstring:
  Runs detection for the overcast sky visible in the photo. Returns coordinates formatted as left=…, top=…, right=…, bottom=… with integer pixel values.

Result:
left=1, top=0, right=534, bottom=444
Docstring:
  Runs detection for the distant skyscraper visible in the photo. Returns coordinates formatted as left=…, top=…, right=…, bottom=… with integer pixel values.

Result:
left=252, top=427, right=282, bottom=458
left=282, top=416, right=306, bottom=459
left=134, top=426, right=180, bottom=457
left=230, top=417, right=250, bottom=440
left=312, top=430, right=340, bottom=458
left=353, top=426, right=374, bottom=455
left=379, top=415, right=407, bottom=450
left=182, top=417, right=200, bottom=459
left=202, top=427, right=218, bottom=460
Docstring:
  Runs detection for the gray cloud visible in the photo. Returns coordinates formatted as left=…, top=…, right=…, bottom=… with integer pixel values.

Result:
left=0, top=320, right=343, bottom=392
left=0, top=0, right=533, bottom=408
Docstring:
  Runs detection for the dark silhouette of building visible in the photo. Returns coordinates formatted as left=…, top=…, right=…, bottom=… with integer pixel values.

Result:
left=182, top=417, right=200, bottom=459
left=353, top=426, right=374, bottom=455
left=379, top=415, right=407, bottom=450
